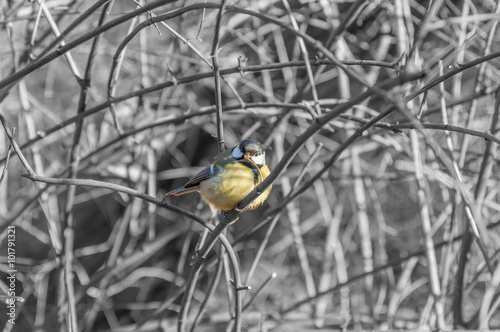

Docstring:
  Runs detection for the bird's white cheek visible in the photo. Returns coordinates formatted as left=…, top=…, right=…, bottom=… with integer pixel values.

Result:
left=251, top=154, right=265, bottom=166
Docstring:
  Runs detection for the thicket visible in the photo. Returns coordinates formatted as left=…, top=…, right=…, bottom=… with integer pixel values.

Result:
left=0, top=0, right=499, bottom=331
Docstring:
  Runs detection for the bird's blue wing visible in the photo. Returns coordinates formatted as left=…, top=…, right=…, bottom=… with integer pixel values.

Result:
left=184, top=164, right=220, bottom=188
left=165, top=164, right=220, bottom=196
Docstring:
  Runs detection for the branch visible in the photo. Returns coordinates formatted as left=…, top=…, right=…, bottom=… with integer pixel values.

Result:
left=340, top=115, right=500, bottom=146
left=211, top=0, right=227, bottom=153
left=22, top=173, right=209, bottom=227
left=0, top=113, right=34, bottom=176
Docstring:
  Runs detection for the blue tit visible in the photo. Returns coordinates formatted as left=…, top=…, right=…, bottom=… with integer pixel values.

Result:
left=166, top=139, right=272, bottom=211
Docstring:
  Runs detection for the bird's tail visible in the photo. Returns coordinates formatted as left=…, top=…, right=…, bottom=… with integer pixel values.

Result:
left=165, top=186, right=199, bottom=196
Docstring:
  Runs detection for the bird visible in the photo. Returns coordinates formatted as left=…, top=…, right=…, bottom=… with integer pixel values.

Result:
left=166, top=139, right=272, bottom=212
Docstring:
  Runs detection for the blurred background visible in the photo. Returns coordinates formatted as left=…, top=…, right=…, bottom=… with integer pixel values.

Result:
left=0, top=0, right=499, bottom=331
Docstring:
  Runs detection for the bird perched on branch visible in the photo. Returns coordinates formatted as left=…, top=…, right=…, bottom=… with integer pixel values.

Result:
left=166, top=139, right=272, bottom=212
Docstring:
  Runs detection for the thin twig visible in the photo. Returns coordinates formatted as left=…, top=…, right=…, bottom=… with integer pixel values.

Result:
left=0, top=129, right=13, bottom=185
left=274, top=123, right=317, bottom=301
left=242, top=272, right=277, bottom=312
left=190, top=256, right=224, bottom=332
left=177, top=221, right=243, bottom=332
left=211, top=0, right=227, bottom=152
left=35, top=0, right=112, bottom=59
left=340, top=115, right=500, bottom=145
left=34, top=0, right=82, bottom=80
left=282, top=0, right=321, bottom=115
left=0, top=113, right=34, bottom=176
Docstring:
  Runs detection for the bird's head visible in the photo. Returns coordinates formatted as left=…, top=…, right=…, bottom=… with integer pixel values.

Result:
left=231, top=139, right=266, bottom=167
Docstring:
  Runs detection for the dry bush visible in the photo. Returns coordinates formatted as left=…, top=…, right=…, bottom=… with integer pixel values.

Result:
left=0, top=0, right=500, bottom=331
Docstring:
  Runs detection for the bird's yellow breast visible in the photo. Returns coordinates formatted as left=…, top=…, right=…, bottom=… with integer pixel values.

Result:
left=199, top=162, right=271, bottom=211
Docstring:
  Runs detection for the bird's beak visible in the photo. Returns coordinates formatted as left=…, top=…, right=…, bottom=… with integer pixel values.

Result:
left=244, top=155, right=263, bottom=181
